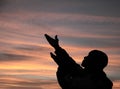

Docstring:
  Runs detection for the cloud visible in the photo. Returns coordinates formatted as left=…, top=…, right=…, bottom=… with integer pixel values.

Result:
left=0, top=8, right=120, bottom=40
left=0, top=74, right=119, bottom=89
left=4, top=11, right=117, bottom=40
left=0, top=1, right=120, bottom=88
left=14, top=44, right=50, bottom=52
left=0, top=52, right=31, bottom=62
left=58, top=35, right=120, bottom=49
left=0, top=75, right=60, bottom=89
left=0, top=0, right=4, bottom=5
left=1, top=0, right=120, bottom=17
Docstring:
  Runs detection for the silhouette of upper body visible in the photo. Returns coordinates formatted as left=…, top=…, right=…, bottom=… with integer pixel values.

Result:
left=45, top=34, right=113, bottom=89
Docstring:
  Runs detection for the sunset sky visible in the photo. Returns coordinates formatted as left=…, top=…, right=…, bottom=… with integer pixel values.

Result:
left=0, top=0, right=120, bottom=89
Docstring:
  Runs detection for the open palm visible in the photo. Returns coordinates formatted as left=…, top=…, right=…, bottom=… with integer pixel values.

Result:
left=45, top=34, right=59, bottom=49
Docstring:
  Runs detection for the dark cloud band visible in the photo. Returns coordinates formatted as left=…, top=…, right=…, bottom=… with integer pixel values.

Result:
left=0, top=53, right=31, bottom=62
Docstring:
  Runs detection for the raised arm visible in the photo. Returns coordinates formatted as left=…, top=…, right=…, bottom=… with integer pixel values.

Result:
left=44, top=34, right=77, bottom=66
left=45, top=34, right=84, bottom=89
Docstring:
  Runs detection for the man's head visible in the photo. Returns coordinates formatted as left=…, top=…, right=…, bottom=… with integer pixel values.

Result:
left=81, top=50, right=108, bottom=70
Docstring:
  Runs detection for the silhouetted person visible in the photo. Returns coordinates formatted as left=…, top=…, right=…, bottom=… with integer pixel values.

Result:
left=45, top=34, right=113, bottom=89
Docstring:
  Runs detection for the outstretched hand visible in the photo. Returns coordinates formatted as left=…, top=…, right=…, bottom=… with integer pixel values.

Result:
left=44, top=34, right=59, bottom=49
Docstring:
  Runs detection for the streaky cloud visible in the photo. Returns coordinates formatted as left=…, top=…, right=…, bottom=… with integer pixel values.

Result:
left=1, top=0, right=120, bottom=17
left=0, top=52, right=31, bottom=62
left=0, top=75, right=60, bottom=89
left=14, top=44, right=50, bottom=52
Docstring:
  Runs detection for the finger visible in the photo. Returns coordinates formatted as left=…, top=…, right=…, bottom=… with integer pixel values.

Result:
left=45, top=34, right=56, bottom=47
left=50, top=52, right=56, bottom=59
left=44, top=34, right=49, bottom=39
left=55, top=35, right=59, bottom=41
left=50, top=52, right=59, bottom=65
